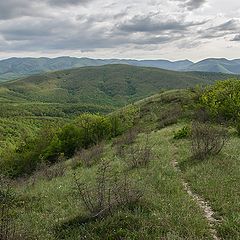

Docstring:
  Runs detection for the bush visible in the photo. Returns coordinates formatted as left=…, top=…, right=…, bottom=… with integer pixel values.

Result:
left=0, top=176, right=17, bottom=240
left=33, top=158, right=66, bottom=182
left=75, top=113, right=112, bottom=148
left=236, top=120, right=240, bottom=137
left=113, top=127, right=139, bottom=159
left=173, top=126, right=190, bottom=140
left=124, top=135, right=153, bottom=169
left=72, top=143, right=104, bottom=168
left=191, top=122, right=228, bottom=160
left=157, top=105, right=182, bottom=129
left=43, top=114, right=113, bottom=162
left=73, top=160, right=142, bottom=218
left=201, top=79, right=240, bottom=121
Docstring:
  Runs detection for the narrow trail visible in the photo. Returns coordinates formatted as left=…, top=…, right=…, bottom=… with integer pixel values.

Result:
left=171, top=148, right=221, bottom=240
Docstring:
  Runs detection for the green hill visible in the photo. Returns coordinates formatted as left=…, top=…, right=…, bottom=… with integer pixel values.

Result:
left=0, top=57, right=193, bottom=82
left=1, top=88, right=240, bottom=239
left=186, top=58, right=240, bottom=74
left=0, top=64, right=237, bottom=115
left=0, top=64, right=238, bottom=154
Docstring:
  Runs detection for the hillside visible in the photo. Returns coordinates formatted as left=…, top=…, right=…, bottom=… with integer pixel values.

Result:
left=1, top=88, right=240, bottom=239
left=0, top=64, right=238, bottom=153
left=186, top=58, right=240, bottom=74
left=1, top=57, right=240, bottom=82
left=0, top=64, right=237, bottom=111
left=0, top=57, right=192, bottom=82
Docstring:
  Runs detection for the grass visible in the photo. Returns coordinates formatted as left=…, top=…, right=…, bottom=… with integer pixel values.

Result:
left=2, top=88, right=240, bottom=239
left=174, top=130, right=240, bottom=239
left=13, top=126, right=213, bottom=239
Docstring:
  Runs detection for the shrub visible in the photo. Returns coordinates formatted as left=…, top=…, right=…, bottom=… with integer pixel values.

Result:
left=33, top=158, right=66, bottom=182
left=73, top=160, right=142, bottom=218
left=201, top=79, right=240, bottom=121
left=236, top=120, right=240, bottom=137
left=124, top=135, right=154, bottom=169
left=191, top=121, right=228, bottom=160
left=72, top=143, right=104, bottom=168
left=173, top=126, right=190, bottom=140
left=0, top=176, right=17, bottom=240
left=44, top=114, right=112, bottom=162
left=75, top=113, right=112, bottom=148
left=113, top=127, right=139, bottom=159
left=157, top=105, right=182, bottom=129
left=110, top=105, right=140, bottom=135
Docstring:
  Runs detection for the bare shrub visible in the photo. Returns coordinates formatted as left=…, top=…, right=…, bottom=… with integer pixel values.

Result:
left=41, top=162, right=66, bottom=181
left=73, top=160, right=142, bottom=218
left=125, top=135, right=154, bottom=169
left=73, top=143, right=104, bottom=169
left=157, top=105, right=182, bottom=129
left=31, top=158, right=66, bottom=183
left=113, top=127, right=139, bottom=158
left=191, top=121, right=228, bottom=160
left=193, top=108, right=211, bottom=123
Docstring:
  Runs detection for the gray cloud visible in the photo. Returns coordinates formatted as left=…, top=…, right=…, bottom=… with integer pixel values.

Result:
left=0, top=0, right=239, bottom=60
left=184, top=0, right=206, bottom=10
left=172, top=0, right=206, bottom=10
left=46, top=0, right=93, bottom=6
left=117, top=14, right=207, bottom=33
left=0, top=1, right=34, bottom=20
left=199, top=19, right=240, bottom=39
left=0, top=0, right=94, bottom=20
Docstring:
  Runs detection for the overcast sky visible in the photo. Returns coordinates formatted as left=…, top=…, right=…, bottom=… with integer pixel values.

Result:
left=0, top=0, right=239, bottom=61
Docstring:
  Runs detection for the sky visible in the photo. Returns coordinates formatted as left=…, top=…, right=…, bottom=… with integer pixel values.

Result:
left=0, top=0, right=239, bottom=61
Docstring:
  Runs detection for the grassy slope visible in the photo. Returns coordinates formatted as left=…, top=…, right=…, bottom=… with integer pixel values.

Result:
left=16, top=127, right=212, bottom=240
left=176, top=132, right=240, bottom=239
left=10, top=89, right=239, bottom=239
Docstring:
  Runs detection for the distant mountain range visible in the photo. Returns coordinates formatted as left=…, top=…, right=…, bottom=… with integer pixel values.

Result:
left=0, top=57, right=239, bottom=82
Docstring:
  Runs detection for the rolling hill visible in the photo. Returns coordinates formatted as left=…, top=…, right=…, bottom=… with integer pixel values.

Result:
left=0, top=64, right=238, bottom=116
left=1, top=57, right=240, bottom=82
left=0, top=57, right=192, bottom=82
left=1, top=88, right=240, bottom=239
left=185, top=58, right=240, bottom=74
left=0, top=64, right=238, bottom=153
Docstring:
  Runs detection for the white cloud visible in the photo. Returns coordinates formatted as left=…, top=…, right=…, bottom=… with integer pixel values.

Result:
left=0, top=0, right=240, bottom=61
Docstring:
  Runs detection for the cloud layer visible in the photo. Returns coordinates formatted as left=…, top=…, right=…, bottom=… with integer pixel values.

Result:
left=0, top=0, right=239, bottom=60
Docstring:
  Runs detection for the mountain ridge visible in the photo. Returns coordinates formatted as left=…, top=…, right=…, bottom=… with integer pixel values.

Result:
left=0, top=56, right=239, bottom=82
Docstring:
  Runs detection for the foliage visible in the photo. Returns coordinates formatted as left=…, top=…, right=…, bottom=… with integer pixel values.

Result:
left=0, top=176, right=18, bottom=240
left=173, top=126, right=190, bottom=140
left=191, top=121, right=228, bottom=160
left=236, top=120, right=240, bottom=137
left=72, top=143, right=104, bottom=168
left=201, top=79, right=240, bottom=120
left=73, top=160, right=142, bottom=218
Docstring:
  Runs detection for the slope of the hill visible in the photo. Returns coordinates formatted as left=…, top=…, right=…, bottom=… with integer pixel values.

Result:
left=5, top=89, right=240, bottom=239
left=1, top=57, right=240, bottom=82
left=186, top=58, right=240, bottom=74
left=0, top=65, right=238, bottom=155
left=0, top=57, right=194, bottom=82
left=0, top=64, right=237, bottom=111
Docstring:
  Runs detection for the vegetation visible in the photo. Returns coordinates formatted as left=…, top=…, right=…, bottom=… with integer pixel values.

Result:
left=173, top=126, right=190, bottom=140
left=201, top=79, right=240, bottom=120
left=0, top=76, right=240, bottom=239
left=191, top=121, right=228, bottom=160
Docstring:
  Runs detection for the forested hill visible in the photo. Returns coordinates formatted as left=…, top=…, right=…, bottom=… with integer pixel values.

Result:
left=0, top=64, right=238, bottom=115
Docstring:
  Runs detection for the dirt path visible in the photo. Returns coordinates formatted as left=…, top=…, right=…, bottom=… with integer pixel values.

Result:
left=172, top=157, right=220, bottom=240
